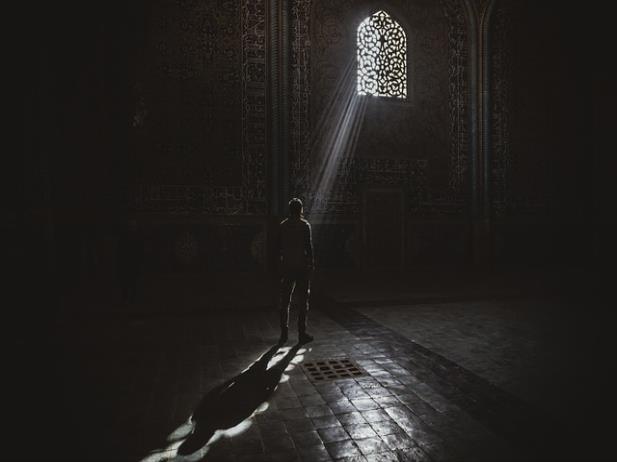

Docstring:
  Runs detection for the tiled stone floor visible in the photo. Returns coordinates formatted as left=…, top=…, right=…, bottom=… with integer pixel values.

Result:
left=10, top=270, right=615, bottom=462
left=359, top=301, right=565, bottom=407
left=53, top=309, right=518, bottom=462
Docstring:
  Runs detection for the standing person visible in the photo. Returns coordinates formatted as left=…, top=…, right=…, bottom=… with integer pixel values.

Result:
left=277, top=198, right=314, bottom=344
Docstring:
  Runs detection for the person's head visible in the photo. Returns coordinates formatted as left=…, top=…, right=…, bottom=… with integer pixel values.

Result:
left=288, top=198, right=303, bottom=218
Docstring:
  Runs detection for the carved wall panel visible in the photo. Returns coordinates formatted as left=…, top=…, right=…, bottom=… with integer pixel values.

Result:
left=490, top=0, right=580, bottom=218
left=489, top=0, right=513, bottom=217
left=441, top=0, right=470, bottom=207
left=290, top=0, right=313, bottom=201
left=241, top=0, right=268, bottom=214
left=307, top=158, right=428, bottom=215
left=312, top=224, right=357, bottom=268
left=142, top=222, right=265, bottom=270
left=475, top=0, right=492, bottom=16
left=136, top=0, right=267, bottom=215
left=290, top=0, right=470, bottom=217
left=488, top=0, right=593, bottom=264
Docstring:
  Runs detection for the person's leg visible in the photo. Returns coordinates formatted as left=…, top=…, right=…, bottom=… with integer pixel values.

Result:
left=296, top=275, right=313, bottom=342
left=279, top=275, right=295, bottom=343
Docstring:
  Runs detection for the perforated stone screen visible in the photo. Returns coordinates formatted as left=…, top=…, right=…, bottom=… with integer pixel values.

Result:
left=302, top=358, right=367, bottom=382
left=357, top=10, right=407, bottom=98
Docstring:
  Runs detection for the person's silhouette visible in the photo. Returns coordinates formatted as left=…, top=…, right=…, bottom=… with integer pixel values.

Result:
left=178, top=344, right=300, bottom=455
left=277, top=198, right=314, bottom=345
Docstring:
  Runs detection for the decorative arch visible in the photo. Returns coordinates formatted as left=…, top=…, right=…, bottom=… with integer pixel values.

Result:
left=357, top=10, right=407, bottom=98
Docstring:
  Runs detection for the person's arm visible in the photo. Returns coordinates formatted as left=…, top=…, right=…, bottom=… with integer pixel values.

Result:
left=305, top=223, right=314, bottom=272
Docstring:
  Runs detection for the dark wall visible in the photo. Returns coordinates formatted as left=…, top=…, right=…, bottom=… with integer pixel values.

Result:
left=589, top=7, right=616, bottom=267
left=130, top=0, right=468, bottom=272
left=15, top=0, right=612, bottom=301
left=290, top=0, right=471, bottom=268
left=490, top=0, right=597, bottom=266
left=18, top=1, right=270, bottom=294
left=14, top=2, right=146, bottom=321
left=138, top=0, right=243, bottom=186
left=134, top=0, right=269, bottom=272
left=11, top=6, right=147, bottom=457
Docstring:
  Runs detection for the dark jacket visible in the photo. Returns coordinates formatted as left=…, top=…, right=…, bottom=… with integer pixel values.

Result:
left=278, top=217, right=314, bottom=272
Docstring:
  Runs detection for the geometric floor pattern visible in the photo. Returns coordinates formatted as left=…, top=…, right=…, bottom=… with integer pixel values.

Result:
left=40, top=296, right=587, bottom=462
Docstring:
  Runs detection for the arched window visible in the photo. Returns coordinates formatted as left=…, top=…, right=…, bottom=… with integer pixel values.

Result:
left=357, top=10, right=407, bottom=99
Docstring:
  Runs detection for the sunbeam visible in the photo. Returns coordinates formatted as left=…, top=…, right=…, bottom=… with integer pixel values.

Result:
left=305, top=59, right=367, bottom=218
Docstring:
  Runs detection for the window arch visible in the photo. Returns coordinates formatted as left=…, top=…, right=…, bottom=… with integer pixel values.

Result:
left=357, top=10, right=407, bottom=99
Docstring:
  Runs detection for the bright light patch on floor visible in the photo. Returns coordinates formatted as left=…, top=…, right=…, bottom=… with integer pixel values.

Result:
left=140, top=346, right=306, bottom=461
left=255, top=401, right=269, bottom=413
left=267, top=346, right=290, bottom=368
left=139, top=440, right=185, bottom=462
left=139, top=450, right=174, bottom=462
left=166, top=418, right=195, bottom=443
left=218, top=418, right=253, bottom=439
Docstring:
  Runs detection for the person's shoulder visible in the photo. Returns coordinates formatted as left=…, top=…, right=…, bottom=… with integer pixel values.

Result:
left=301, top=218, right=311, bottom=228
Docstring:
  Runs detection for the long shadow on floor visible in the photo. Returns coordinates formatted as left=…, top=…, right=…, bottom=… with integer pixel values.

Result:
left=177, top=343, right=301, bottom=456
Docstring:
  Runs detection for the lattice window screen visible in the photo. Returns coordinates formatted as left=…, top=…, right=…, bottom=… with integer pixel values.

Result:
left=357, top=10, right=407, bottom=98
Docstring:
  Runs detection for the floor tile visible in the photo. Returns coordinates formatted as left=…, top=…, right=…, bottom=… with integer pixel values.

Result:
left=351, top=399, right=380, bottom=411
left=360, top=410, right=391, bottom=423
left=291, top=430, right=324, bottom=448
left=368, top=421, right=403, bottom=436
left=312, top=415, right=344, bottom=429
left=381, top=433, right=416, bottom=451
left=306, top=405, right=335, bottom=418
left=364, top=452, right=399, bottom=462
left=297, top=444, right=331, bottom=462
left=344, top=423, right=378, bottom=439
left=355, top=437, right=390, bottom=455
left=285, top=418, right=316, bottom=434
left=337, top=411, right=367, bottom=425
left=325, top=440, right=362, bottom=459
left=318, top=426, right=351, bottom=444
left=50, top=291, right=591, bottom=462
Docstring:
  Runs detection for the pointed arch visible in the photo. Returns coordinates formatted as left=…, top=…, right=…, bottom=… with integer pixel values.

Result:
left=357, top=10, right=407, bottom=98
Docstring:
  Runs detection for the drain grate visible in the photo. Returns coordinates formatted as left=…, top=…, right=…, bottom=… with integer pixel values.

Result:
left=302, top=358, right=367, bottom=382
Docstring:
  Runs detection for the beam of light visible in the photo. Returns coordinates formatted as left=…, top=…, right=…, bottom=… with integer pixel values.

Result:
left=304, top=58, right=367, bottom=218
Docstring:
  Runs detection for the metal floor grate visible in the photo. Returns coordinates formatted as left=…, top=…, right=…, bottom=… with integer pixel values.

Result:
left=302, top=358, right=367, bottom=382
